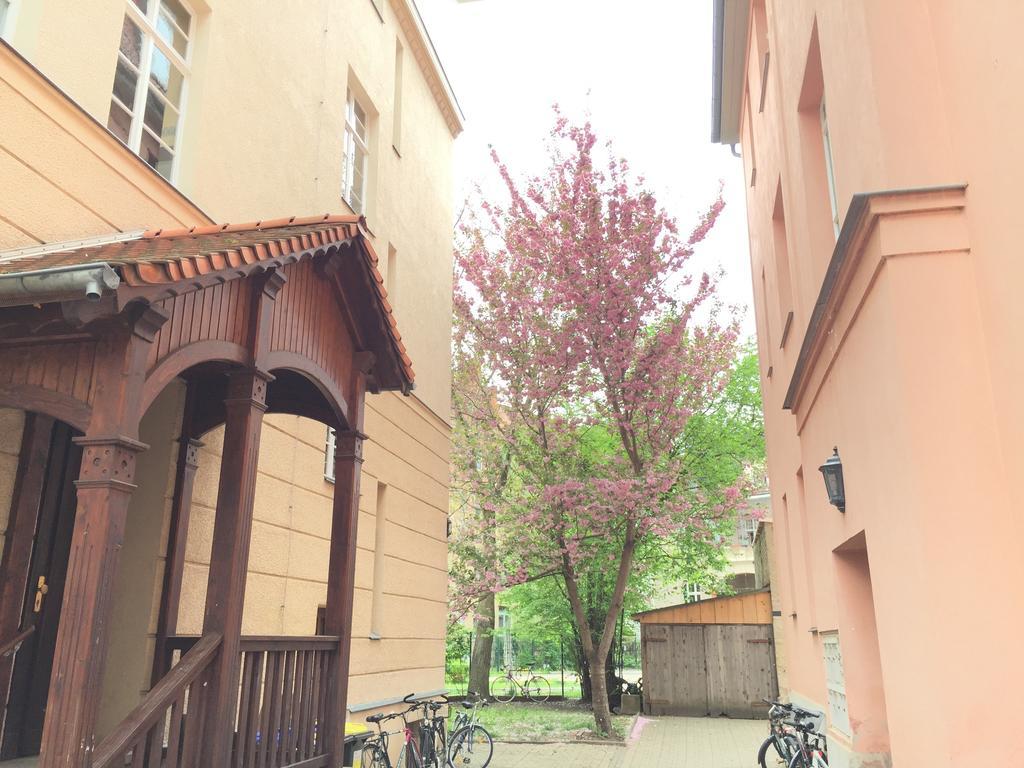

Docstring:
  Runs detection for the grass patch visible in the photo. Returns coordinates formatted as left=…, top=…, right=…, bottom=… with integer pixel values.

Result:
left=460, top=701, right=631, bottom=742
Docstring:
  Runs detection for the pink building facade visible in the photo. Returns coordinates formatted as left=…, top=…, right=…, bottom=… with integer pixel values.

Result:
left=712, top=2, right=1024, bottom=766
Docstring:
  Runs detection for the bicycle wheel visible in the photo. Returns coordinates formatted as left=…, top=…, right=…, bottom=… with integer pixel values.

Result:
left=778, top=734, right=801, bottom=763
left=759, top=734, right=798, bottom=768
left=525, top=675, right=551, bottom=703
left=787, top=748, right=812, bottom=768
left=426, top=724, right=447, bottom=768
left=448, top=724, right=494, bottom=768
left=361, top=743, right=387, bottom=768
left=490, top=675, right=516, bottom=703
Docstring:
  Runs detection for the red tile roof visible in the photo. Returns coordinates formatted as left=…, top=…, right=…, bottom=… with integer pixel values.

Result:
left=0, top=214, right=413, bottom=384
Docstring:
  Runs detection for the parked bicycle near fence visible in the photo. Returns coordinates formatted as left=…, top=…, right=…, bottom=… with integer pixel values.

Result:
left=490, top=666, right=551, bottom=703
left=448, top=691, right=494, bottom=768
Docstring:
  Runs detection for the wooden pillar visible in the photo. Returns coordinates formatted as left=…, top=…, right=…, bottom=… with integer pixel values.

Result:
left=151, top=433, right=202, bottom=684
left=37, top=435, right=148, bottom=767
left=37, top=307, right=166, bottom=768
left=323, top=357, right=370, bottom=766
left=199, top=369, right=269, bottom=766
left=322, top=428, right=367, bottom=764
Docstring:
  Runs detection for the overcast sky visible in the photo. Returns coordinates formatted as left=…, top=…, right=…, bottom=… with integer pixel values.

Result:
left=417, top=0, right=755, bottom=339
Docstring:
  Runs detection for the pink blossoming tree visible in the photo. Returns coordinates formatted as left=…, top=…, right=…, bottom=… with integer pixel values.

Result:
left=452, top=113, right=743, bottom=733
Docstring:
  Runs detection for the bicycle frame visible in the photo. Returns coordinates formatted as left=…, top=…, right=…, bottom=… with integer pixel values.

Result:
left=365, top=716, right=424, bottom=768
left=499, top=667, right=530, bottom=695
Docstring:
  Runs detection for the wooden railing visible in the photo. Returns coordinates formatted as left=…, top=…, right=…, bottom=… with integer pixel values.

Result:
left=232, top=636, right=338, bottom=768
left=93, top=632, right=222, bottom=768
left=0, top=626, right=35, bottom=659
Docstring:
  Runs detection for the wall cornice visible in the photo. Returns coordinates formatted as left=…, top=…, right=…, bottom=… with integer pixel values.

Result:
left=784, top=185, right=969, bottom=422
left=391, top=0, right=464, bottom=138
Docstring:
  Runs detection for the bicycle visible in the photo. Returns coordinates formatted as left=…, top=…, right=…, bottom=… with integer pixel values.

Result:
left=489, top=667, right=551, bottom=703
left=448, top=691, right=494, bottom=768
left=787, top=717, right=828, bottom=768
left=757, top=699, right=801, bottom=767
left=361, top=694, right=448, bottom=768
left=411, top=693, right=449, bottom=768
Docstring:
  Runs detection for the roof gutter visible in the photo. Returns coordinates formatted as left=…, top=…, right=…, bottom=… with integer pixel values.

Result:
left=711, top=0, right=726, bottom=143
left=0, top=263, right=120, bottom=307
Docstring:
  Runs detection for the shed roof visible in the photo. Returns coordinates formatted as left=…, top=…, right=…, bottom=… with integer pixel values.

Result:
left=633, top=588, right=772, bottom=625
left=0, top=214, right=413, bottom=389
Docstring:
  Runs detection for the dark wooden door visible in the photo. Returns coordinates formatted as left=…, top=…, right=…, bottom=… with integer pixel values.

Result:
left=2, top=422, right=81, bottom=758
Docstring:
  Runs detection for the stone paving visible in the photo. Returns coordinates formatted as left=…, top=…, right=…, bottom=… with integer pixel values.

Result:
left=489, top=716, right=766, bottom=768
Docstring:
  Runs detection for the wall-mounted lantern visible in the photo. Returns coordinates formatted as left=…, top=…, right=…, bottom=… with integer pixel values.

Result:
left=818, top=447, right=845, bottom=512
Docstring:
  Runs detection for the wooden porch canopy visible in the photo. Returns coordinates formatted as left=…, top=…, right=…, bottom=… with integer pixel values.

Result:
left=0, top=214, right=411, bottom=768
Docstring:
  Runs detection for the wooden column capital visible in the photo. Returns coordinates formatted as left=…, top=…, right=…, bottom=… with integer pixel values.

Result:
left=333, top=430, right=368, bottom=464
left=225, top=369, right=272, bottom=410
left=72, top=435, right=149, bottom=490
left=180, top=437, right=203, bottom=469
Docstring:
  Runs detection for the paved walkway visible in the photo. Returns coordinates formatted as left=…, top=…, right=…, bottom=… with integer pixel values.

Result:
left=490, top=717, right=765, bottom=768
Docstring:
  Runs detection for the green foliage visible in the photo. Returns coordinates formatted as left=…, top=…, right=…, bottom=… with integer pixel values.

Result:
left=447, top=622, right=472, bottom=665
left=678, top=346, right=765, bottom=492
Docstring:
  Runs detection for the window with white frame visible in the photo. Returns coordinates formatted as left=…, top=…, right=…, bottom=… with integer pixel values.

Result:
left=738, top=516, right=758, bottom=547
left=323, top=426, right=337, bottom=482
left=683, top=583, right=704, bottom=604
left=341, top=89, right=370, bottom=214
left=822, top=632, right=851, bottom=735
left=106, top=0, right=193, bottom=182
left=820, top=100, right=840, bottom=237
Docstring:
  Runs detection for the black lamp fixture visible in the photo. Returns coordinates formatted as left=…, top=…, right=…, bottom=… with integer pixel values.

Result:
left=819, top=447, right=845, bottom=512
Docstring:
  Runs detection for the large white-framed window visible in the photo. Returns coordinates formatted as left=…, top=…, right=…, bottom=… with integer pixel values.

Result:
left=822, top=632, right=850, bottom=735
left=323, top=426, right=337, bottom=482
left=341, top=89, right=370, bottom=215
left=820, top=100, right=840, bottom=237
left=106, top=0, right=193, bottom=182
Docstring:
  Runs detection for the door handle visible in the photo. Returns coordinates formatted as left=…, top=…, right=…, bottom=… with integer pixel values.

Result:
left=33, top=576, right=48, bottom=613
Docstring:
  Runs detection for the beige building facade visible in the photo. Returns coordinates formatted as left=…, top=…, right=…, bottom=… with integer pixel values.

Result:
left=0, top=0, right=458, bottom=758
left=714, top=1, right=1024, bottom=767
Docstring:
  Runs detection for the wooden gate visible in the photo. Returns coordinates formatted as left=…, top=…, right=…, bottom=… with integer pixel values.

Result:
left=641, top=623, right=777, bottom=718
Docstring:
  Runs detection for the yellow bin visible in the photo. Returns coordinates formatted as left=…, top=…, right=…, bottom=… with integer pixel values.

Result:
left=345, top=722, right=372, bottom=768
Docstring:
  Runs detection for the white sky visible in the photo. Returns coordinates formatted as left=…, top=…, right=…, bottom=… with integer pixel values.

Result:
left=417, top=0, right=756, bottom=340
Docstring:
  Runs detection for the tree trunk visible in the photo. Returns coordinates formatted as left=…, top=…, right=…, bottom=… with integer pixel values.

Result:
left=588, top=650, right=614, bottom=734
left=560, top=523, right=637, bottom=736
left=469, top=592, right=495, bottom=697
